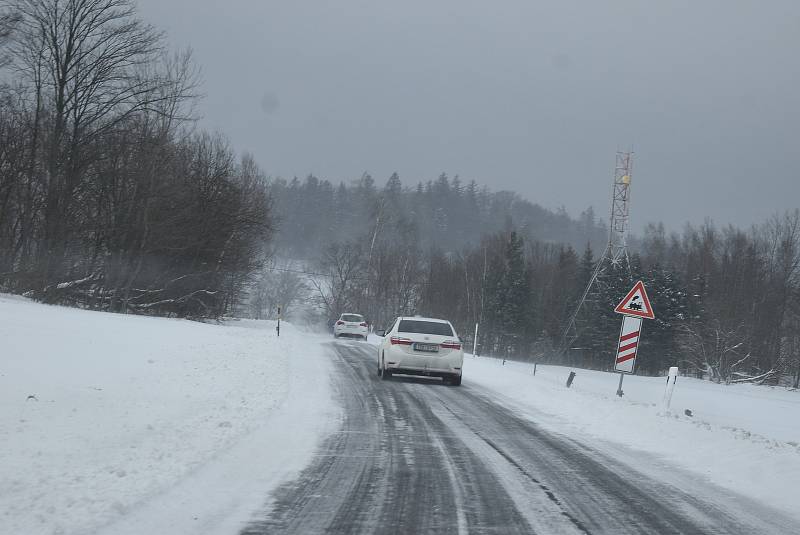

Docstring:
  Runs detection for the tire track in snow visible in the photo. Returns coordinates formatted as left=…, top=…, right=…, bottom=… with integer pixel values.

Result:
left=241, top=342, right=799, bottom=535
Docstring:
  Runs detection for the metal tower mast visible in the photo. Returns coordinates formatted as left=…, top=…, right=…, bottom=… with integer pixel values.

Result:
left=560, top=151, right=633, bottom=352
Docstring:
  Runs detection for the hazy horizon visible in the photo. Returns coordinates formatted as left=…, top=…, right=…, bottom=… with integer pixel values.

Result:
left=138, top=0, right=799, bottom=232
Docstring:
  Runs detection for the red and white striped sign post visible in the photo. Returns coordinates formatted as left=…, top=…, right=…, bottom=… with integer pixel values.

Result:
left=613, top=281, right=654, bottom=397
left=615, top=315, right=642, bottom=373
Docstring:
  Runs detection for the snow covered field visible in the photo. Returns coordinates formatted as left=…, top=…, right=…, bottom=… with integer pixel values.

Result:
left=0, top=294, right=337, bottom=535
left=462, top=355, right=800, bottom=519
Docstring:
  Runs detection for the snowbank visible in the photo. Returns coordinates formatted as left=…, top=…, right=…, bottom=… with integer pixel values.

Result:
left=462, top=355, right=800, bottom=518
left=0, top=295, right=337, bottom=535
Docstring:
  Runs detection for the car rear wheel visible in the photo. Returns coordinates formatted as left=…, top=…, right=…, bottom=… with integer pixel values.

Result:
left=380, top=356, right=392, bottom=380
left=447, top=374, right=462, bottom=386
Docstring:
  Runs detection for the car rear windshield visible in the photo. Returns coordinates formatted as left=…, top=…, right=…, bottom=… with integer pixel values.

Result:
left=341, top=314, right=364, bottom=323
left=398, top=320, right=453, bottom=336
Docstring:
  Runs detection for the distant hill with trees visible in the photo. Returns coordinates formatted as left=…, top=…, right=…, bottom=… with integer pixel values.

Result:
left=268, top=172, right=608, bottom=259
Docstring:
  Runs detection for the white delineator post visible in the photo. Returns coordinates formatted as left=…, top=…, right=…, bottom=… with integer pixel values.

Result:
left=662, top=366, right=679, bottom=412
left=472, top=323, right=479, bottom=357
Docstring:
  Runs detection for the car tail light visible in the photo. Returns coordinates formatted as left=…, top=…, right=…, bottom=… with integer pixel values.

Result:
left=336, top=321, right=344, bottom=325
left=390, top=336, right=412, bottom=345
left=441, top=340, right=461, bottom=350
left=359, top=322, right=367, bottom=327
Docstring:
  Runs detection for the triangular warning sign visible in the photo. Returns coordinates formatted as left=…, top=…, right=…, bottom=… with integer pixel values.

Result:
left=614, top=280, right=655, bottom=319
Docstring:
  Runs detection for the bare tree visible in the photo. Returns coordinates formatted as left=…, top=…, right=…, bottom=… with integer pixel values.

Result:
left=677, top=320, right=757, bottom=383
left=760, top=211, right=800, bottom=377
left=781, top=305, right=800, bottom=388
left=10, top=0, right=167, bottom=292
left=312, top=241, right=365, bottom=320
left=250, top=268, right=307, bottom=320
left=0, top=9, right=20, bottom=68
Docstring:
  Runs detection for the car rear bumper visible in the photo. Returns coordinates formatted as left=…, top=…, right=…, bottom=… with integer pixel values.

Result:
left=384, top=347, right=463, bottom=376
left=335, top=328, right=368, bottom=337
left=387, top=367, right=461, bottom=379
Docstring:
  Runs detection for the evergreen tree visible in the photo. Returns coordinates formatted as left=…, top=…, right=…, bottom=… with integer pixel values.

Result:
left=637, top=264, right=688, bottom=374
left=578, top=243, right=595, bottom=289
left=385, top=172, right=402, bottom=196
left=500, top=231, right=530, bottom=333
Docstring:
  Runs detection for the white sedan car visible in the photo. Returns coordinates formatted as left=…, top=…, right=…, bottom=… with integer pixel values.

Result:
left=333, top=313, right=369, bottom=340
left=376, top=316, right=463, bottom=386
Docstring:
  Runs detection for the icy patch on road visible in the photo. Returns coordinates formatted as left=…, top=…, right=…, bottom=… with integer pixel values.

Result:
left=462, top=356, right=800, bottom=520
left=0, top=294, right=336, bottom=535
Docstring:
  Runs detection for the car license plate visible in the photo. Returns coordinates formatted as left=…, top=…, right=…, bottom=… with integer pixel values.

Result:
left=414, top=343, right=439, bottom=353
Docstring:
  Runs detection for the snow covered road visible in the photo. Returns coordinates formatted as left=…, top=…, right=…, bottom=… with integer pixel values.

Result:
left=241, top=341, right=800, bottom=534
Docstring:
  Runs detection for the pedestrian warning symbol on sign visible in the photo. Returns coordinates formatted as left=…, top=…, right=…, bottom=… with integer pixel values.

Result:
left=614, top=280, right=655, bottom=319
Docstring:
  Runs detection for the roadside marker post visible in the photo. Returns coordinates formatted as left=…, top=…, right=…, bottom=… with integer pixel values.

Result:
left=472, top=323, right=479, bottom=357
left=566, top=371, right=576, bottom=388
left=612, top=281, right=655, bottom=397
left=661, top=366, right=679, bottom=412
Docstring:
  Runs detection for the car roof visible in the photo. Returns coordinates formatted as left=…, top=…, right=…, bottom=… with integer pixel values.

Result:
left=397, top=316, right=451, bottom=324
left=340, top=313, right=363, bottom=317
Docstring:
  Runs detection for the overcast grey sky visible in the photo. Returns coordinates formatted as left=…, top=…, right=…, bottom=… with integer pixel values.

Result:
left=138, top=0, right=799, bottom=231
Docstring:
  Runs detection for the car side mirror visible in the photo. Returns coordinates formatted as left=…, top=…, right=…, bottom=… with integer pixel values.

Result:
left=376, top=330, right=386, bottom=337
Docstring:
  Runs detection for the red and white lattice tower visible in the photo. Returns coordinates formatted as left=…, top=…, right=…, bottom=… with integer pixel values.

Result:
left=560, top=151, right=634, bottom=353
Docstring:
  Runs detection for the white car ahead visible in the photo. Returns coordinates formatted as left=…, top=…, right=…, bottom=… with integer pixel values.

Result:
left=334, top=313, right=369, bottom=340
left=376, top=316, right=463, bottom=386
